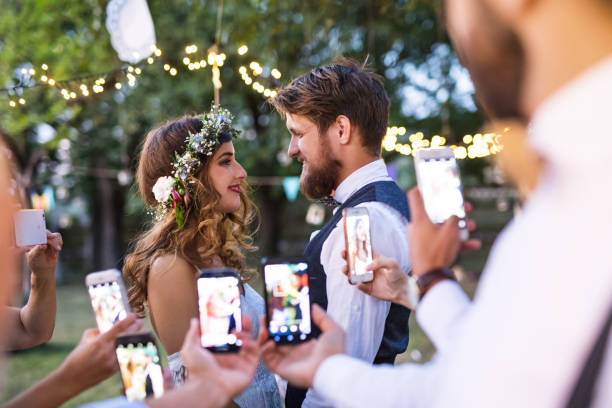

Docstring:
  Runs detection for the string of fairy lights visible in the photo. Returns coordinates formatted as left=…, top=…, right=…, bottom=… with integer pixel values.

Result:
left=3, top=42, right=503, bottom=159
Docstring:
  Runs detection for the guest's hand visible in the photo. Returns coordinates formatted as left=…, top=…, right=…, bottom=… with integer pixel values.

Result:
left=260, top=305, right=345, bottom=388
left=406, top=188, right=481, bottom=277
left=180, top=315, right=260, bottom=399
left=57, top=313, right=142, bottom=394
left=26, top=230, right=63, bottom=277
left=341, top=251, right=411, bottom=308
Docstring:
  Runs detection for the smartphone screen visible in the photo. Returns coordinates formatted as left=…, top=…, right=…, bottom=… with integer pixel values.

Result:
left=344, top=209, right=374, bottom=282
left=416, top=153, right=467, bottom=228
left=197, top=274, right=242, bottom=351
left=263, top=260, right=311, bottom=344
left=87, top=281, right=128, bottom=333
left=116, top=336, right=164, bottom=401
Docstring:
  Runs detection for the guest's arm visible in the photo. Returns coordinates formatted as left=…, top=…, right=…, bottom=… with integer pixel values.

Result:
left=3, top=314, right=142, bottom=408
left=3, top=230, right=62, bottom=351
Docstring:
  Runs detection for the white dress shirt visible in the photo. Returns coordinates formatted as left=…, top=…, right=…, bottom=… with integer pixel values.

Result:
left=303, top=159, right=411, bottom=408
left=312, top=56, right=612, bottom=408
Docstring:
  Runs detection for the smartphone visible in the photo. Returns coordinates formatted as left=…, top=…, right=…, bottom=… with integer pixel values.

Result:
left=85, top=269, right=131, bottom=333
left=414, top=147, right=468, bottom=240
left=343, top=207, right=374, bottom=284
left=197, top=268, right=242, bottom=352
left=115, top=332, right=165, bottom=401
left=262, top=256, right=312, bottom=344
left=13, top=209, right=47, bottom=247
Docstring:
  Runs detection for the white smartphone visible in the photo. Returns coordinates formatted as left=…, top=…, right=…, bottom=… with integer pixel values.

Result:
left=115, top=332, right=165, bottom=401
left=85, top=269, right=131, bottom=333
left=14, top=209, right=47, bottom=247
left=343, top=207, right=374, bottom=284
left=414, top=147, right=469, bottom=240
left=197, top=268, right=243, bottom=352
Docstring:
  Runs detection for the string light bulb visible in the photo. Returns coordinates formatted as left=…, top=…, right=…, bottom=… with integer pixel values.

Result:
left=238, top=45, right=248, bottom=55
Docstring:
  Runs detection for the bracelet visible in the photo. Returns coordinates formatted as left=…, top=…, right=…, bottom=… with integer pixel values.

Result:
left=416, top=267, right=456, bottom=300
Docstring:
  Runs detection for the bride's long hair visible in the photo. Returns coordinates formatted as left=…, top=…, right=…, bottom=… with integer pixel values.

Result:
left=123, top=115, right=257, bottom=317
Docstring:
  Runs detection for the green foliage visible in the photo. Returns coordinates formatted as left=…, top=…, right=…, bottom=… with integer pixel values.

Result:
left=0, top=0, right=487, bottom=268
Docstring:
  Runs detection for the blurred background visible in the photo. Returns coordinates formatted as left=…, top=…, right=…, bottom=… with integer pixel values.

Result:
left=1, top=0, right=517, bottom=405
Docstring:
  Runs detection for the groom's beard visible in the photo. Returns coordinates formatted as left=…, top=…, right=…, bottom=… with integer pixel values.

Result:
left=300, top=144, right=341, bottom=200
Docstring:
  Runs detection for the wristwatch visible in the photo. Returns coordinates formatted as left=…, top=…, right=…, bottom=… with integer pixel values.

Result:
left=406, top=267, right=456, bottom=309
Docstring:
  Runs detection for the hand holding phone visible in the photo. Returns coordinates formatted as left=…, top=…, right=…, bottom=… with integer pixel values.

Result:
left=115, top=332, right=165, bottom=401
left=414, top=147, right=468, bottom=240
left=14, top=209, right=47, bottom=247
left=197, top=268, right=243, bottom=352
left=85, top=269, right=131, bottom=333
left=262, top=257, right=312, bottom=344
left=343, top=207, right=374, bottom=284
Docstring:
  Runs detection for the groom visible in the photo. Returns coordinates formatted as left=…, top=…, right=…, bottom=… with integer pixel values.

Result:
left=269, top=58, right=412, bottom=408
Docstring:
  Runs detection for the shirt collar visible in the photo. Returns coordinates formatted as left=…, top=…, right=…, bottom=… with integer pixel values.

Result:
left=529, top=55, right=612, bottom=166
left=333, top=159, right=391, bottom=204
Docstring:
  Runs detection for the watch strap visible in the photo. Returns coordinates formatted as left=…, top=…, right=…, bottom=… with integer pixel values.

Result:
left=416, top=267, right=456, bottom=300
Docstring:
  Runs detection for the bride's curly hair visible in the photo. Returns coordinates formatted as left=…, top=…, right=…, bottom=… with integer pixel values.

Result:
left=123, top=115, right=258, bottom=317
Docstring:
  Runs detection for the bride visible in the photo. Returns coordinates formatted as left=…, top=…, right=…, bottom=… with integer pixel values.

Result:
left=123, top=106, right=281, bottom=408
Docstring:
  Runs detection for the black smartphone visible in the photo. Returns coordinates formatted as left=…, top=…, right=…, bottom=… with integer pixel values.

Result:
left=197, top=268, right=243, bottom=352
left=262, top=256, right=312, bottom=344
left=115, top=332, right=165, bottom=401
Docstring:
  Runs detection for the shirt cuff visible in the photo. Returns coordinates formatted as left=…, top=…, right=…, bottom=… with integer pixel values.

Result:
left=313, top=354, right=367, bottom=405
left=416, top=279, right=471, bottom=352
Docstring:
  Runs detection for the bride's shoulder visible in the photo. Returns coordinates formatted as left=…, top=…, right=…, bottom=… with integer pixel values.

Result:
left=149, top=254, right=197, bottom=282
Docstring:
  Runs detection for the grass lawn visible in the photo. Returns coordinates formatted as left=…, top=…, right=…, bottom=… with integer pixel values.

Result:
left=1, top=199, right=512, bottom=406
left=2, top=284, right=128, bottom=407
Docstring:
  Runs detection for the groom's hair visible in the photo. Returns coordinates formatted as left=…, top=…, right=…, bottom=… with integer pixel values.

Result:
left=268, top=57, right=389, bottom=156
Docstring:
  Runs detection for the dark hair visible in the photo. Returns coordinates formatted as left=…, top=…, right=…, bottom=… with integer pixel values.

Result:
left=268, top=57, right=390, bottom=156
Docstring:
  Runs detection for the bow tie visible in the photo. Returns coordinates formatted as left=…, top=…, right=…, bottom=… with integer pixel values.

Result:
left=316, top=196, right=340, bottom=208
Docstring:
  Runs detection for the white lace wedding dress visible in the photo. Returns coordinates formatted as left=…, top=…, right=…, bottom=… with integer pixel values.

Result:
left=167, top=283, right=281, bottom=408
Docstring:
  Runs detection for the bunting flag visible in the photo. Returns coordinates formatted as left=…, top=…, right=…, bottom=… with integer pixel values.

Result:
left=282, top=176, right=300, bottom=201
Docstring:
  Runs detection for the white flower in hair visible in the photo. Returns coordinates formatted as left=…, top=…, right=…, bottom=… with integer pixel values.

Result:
left=152, top=176, right=175, bottom=203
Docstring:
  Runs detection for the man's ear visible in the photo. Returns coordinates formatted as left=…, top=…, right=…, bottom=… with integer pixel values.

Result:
left=336, top=115, right=352, bottom=145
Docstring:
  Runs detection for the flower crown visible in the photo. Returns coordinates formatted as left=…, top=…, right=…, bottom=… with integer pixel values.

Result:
left=151, top=105, right=242, bottom=228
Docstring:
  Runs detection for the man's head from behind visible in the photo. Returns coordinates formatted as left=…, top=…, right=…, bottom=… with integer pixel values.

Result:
left=443, top=0, right=612, bottom=119
left=442, top=0, right=525, bottom=119
left=269, top=58, right=389, bottom=199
